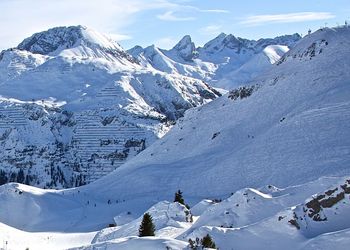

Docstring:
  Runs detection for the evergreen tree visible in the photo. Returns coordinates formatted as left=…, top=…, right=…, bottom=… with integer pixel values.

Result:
left=138, top=212, right=155, bottom=237
left=174, top=189, right=185, bottom=205
left=201, top=234, right=216, bottom=249
left=0, top=170, right=8, bottom=185
left=17, top=169, right=25, bottom=183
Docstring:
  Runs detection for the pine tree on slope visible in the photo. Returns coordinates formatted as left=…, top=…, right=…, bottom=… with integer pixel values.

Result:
left=174, top=189, right=185, bottom=205
left=139, top=212, right=156, bottom=237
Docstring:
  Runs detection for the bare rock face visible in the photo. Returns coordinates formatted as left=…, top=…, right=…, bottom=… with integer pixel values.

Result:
left=17, top=26, right=84, bottom=55
left=289, top=179, right=350, bottom=237
left=171, top=35, right=197, bottom=62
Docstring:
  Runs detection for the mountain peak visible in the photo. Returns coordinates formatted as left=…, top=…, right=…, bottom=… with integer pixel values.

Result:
left=17, top=25, right=123, bottom=56
left=202, top=32, right=241, bottom=52
left=171, top=35, right=196, bottom=61
left=217, top=32, right=227, bottom=39
left=174, top=35, right=192, bottom=48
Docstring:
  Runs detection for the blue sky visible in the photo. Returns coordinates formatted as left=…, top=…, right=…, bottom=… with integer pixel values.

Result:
left=0, top=0, right=349, bottom=50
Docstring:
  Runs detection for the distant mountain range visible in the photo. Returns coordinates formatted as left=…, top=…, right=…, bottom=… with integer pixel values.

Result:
left=129, top=32, right=301, bottom=89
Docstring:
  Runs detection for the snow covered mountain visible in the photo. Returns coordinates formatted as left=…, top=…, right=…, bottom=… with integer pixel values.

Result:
left=0, top=26, right=348, bottom=249
left=0, top=26, right=301, bottom=189
left=129, top=32, right=301, bottom=89
left=86, top=26, right=350, bottom=200
left=0, top=25, right=219, bottom=188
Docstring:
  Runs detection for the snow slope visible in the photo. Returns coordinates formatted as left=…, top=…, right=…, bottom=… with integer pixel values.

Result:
left=0, top=221, right=95, bottom=250
left=85, top=26, right=350, bottom=200
left=180, top=177, right=350, bottom=250
left=71, top=177, right=350, bottom=249
left=2, top=177, right=347, bottom=250
left=218, top=45, right=289, bottom=88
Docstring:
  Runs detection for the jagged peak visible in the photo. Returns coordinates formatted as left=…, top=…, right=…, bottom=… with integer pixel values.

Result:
left=255, top=33, right=302, bottom=50
left=172, top=35, right=193, bottom=50
left=127, top=45, right=144, bottom=58
left=203, top=33, right=227, bottom=49
left=128, top=45, right=143, bottom=52
left=202, top=32, right=242, bottom=52
left=170, top=35, right=196, bottom=61
left=144, top=44, right=160, bottom=53
left=216, top=32, right=227, bottom=39
left=137, top=44, right=164, bottom=59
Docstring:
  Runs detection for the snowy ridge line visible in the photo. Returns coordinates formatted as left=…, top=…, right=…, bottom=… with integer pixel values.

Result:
left=129, top=31, right=301, bottom=89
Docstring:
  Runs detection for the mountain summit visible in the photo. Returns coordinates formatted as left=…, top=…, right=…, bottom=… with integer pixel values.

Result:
left=17, top=25, right=122, bottom=55
left=16, top=25, right=136, bottom=64
left=170, top=35, right=197, bottom=61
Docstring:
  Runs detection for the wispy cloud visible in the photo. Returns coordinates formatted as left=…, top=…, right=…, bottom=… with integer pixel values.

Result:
left=156, top=4, right=229, bottom=22
left=240, top=12, right=335, bottom=26
left=199, top=25, right=223, bottom=35
left=196, top=8, right=229, bottom=14
left=157, top=11, right=195, bottom=21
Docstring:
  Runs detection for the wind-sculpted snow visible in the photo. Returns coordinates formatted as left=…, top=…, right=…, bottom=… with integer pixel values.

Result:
left=92, top=201, right=192, bottom=243
left=5, top=177, right=342, bottom=250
